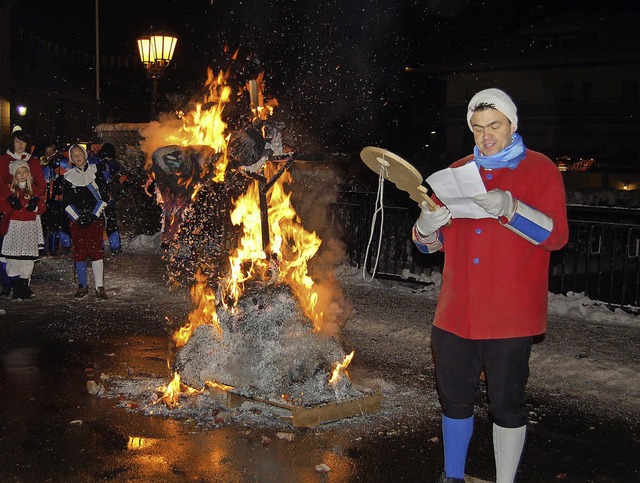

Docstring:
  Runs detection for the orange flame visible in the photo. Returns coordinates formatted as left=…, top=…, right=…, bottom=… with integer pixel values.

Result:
left=266, top=167, right=323, bottom=329
left=221, top=180, right=268, bottom=306
left=161, top=68, right=232, bottom=183
left=329, top=351, right=354, bottom=384
left=155, top=372, right=179, bottom=408
left=219, top=166, right=324, bottom=330
left=173, top=268, right=221, bottom=347
left=155, top=372, right=203, bottom=408
left=247, top=72, right=279, bottom=122
left=165, top=68, right=329, bottom=343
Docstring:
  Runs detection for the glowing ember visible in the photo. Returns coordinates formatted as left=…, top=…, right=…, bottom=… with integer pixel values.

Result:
left=329, top=351, right=355, bottom=384
left=205, top=380, right=234, bottom=392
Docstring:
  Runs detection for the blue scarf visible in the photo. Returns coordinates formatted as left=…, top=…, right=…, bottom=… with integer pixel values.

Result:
left=473, top=133, right=526, bottom=170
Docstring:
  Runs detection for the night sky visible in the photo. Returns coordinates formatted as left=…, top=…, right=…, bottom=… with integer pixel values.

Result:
left=7, top=0, right=638, bottom=154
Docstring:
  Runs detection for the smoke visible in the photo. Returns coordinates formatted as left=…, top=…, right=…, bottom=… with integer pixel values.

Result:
left=309, top=237, right=354, bottom=338
left=286, top=161, right=353, bottom=337
left=139, top=115, right=185, bottom=171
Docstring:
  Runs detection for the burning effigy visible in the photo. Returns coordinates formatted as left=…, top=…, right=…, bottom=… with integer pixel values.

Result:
left=128, top=67, right=380, bottom=426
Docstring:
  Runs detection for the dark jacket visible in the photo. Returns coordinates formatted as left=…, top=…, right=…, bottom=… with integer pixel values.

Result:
left=62, top=163, right=110, bottom=225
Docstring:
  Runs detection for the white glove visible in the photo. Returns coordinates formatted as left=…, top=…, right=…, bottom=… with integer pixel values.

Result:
left=473, top=189, right=515, bottom=218
left=416, top=202, right=452, bottom=236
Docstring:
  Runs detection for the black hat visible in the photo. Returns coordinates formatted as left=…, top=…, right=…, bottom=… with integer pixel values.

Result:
left=99, top=143, right=116, bottom=159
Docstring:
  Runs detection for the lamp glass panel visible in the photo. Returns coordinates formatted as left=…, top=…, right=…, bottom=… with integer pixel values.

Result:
left=137, top=38, right=154, bottom=64
left=151, top=35, right=177, bottom=63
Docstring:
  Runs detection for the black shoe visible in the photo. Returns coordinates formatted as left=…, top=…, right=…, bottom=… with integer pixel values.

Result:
left=11, top=279, right=34, bottom=300
left=436, top=473, right=465, bottom=483
left=0, top=285, right=11, bottom=297
left=74, top=285, right=88, bottom=298
left=96, top=286, right=108, bottom=300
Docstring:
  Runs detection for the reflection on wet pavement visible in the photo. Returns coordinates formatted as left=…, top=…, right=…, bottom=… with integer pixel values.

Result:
left=0, top=288, right=638, bottom=482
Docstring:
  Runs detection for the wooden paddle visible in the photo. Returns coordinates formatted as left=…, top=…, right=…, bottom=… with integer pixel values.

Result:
left=359, top=146, right=438, bottom=211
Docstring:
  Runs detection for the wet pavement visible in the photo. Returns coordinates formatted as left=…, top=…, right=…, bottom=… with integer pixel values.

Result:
left=0, top=253, right=638, bottom=482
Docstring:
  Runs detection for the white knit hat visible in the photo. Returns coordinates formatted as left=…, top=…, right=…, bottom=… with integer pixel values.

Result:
left=467, top=88, right=518, bottom=132
left=9, top=160, right=30, bottom=176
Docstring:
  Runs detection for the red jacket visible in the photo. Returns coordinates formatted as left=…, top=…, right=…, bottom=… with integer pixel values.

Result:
left=431, top=150, right=568, bottom=339
left=0, top=187, right=47, bottom=236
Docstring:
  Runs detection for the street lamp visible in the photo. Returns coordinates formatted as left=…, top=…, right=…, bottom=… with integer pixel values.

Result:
left=137, top=33, right=177, bottom=118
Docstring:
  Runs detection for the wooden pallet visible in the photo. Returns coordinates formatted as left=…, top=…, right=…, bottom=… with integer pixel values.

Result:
left=223, top=389, right=383, bottom=428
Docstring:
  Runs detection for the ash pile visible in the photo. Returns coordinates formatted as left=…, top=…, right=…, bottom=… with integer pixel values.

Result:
left=175, top=283, right=362, bottom=406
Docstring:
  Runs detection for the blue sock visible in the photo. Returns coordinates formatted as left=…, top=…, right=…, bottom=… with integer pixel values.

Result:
left=48, top=232, right=60, bottom=254
left=0, top=261, right=10, bottom=288
left=75, top=262, right=88, bottom=287
left=442, top=415, right=474, bottom=479
left=60, top=232, right=72, bottom=248
left=108, top=231, right=121, bottom=250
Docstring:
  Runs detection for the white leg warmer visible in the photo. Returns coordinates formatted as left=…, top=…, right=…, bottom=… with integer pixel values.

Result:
left=7, top=259, right=35, bottom=279
left=92, top=259, right=104, bottom=289
left=493, top=423, right=526, bottom=483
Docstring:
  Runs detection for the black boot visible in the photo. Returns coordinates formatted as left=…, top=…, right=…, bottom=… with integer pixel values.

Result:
left=12, top=279, right=33, bottom=300
left=74, top=285, right=88, bottom=298
left=22, top=279, right=34, bottom=298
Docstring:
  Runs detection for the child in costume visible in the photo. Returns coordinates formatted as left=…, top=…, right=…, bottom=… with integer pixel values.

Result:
left=62, top=144, right=109, bottom=300
left=0, top=160, right=46, bottom=299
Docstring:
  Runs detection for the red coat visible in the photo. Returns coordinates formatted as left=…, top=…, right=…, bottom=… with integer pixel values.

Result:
left=0, top=187, right=47, bottom=236
left=432, top=150, right=568, bottom=339
left=0, top=152, right=47, bottom=199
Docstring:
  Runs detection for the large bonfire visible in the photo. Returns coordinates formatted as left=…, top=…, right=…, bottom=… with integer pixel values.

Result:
left=138, top=66, right=365, bottom=413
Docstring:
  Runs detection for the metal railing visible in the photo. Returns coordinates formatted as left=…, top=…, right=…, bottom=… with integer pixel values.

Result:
left=328, top=192, right=640, bottom=309
left=549, top=220, right=640, bottom=308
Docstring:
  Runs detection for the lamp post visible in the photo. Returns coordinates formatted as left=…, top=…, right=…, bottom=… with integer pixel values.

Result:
left=137, top=33, right=177, bottom=119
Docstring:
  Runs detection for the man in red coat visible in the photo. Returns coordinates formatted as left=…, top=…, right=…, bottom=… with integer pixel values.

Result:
left=413, top=88, right=568, bottom=483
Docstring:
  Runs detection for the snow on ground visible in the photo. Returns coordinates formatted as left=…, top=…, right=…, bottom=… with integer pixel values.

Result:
left=338, top=264, right=640, bottom=423
left=9, top=233, right=639, bottom=431
left=116, top=234, right=640, bottom=425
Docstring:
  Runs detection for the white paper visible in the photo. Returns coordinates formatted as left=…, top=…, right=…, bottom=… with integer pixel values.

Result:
left=425, top=163, right=493, bottom=219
